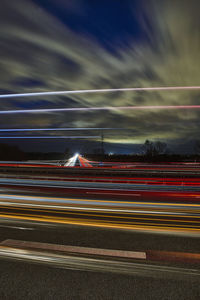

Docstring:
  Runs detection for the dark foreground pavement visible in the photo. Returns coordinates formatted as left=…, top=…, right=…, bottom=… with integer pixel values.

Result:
left=0, top=221, right=199, bottom=299
left=0, top=259, right=200, bottom=300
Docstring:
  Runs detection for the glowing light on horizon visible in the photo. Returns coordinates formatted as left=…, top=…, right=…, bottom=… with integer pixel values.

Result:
left=65, top=153, right=80, bottom=167
left=1, top=105, right=200, bottom=114
left=0, top=86, right=200, bottom=99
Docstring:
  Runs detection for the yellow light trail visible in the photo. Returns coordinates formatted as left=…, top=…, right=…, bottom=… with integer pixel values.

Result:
left=0, top=213, right=200, bottom=235
left=1, top=207, right=200, bottom=231
left=1, top=204, right=200, bottom=223
left=1, top=193, right=200, bottom=207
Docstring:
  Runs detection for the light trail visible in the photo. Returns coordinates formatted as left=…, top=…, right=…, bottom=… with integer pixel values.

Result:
left=1, top=105, right=200, bottom=114
left=1, top=241, right=199, bottom=279
left=1, top=239, right=147, bottom=260
left=0, top=136, right=100, bottom=139
left=1, top=201, right=200, bottom=218
left=0, top=86, right=200, bottom=99
left=0, top=127, right=118, bottom=132
left=0, top=213, right=199, bottom=235
left=1, top=193, right=200, bottom=207
left=3, top=240, right=200, bottom=266
left=1, top=194, right=200, bottom=223
left=1, top=176, right=200, bottom=192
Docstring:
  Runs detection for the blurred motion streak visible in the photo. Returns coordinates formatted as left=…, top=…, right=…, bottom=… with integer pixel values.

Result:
left=0, top=240, right=199, bottom=279
left=0, top=163, right=200, bottom=235
left=0, top=190, right=200, bottom=235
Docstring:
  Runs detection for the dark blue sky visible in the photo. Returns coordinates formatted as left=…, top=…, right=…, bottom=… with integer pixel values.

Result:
left=33, top=0, right=146, bottom=52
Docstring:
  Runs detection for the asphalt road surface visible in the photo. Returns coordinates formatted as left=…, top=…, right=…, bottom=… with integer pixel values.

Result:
left=0, top=222, right=200, bottom=300
left=0, top=170, right=200, bottom=299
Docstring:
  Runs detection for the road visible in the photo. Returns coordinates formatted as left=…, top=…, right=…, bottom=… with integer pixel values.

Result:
left=0, top=170, right=200, bottom=233
left=0, top=170, right=200, bottom=299
left=2, top=176, right=200, bottom=191
left=0, top=186, right=199, bottom=234
left=2, top=163, right=200, bottom=178
left=0, top=222, right=200, bottom=299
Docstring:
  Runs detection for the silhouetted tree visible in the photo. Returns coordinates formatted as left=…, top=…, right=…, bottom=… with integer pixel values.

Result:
left=142, top=140, right=167, bottom=157
left=142, top=140, right=154, bottom=157
left=154, top=141, right=167, bottom=155
left=64, top=147, right=70, bottom=158
left=194, top=140, right=200, bottom=155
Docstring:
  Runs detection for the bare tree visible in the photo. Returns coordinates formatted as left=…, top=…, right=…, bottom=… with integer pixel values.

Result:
left=154, top=141, right=167, bottom=155
left=194, top=140, right=200, bottom=155
left=142, top=140, right=167, bottom=157
left=142, top=140, right=154, bottom=157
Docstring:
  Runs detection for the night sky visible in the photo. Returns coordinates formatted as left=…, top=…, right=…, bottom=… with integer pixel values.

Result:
left=0, top=0, right=200, bottom=154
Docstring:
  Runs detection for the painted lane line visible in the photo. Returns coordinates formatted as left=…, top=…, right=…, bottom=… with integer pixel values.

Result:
left=1, top=245, right=200, bottom=279
left=1, top=240, right=200, bottom=266
left=0, top=239, right=146, bottom=259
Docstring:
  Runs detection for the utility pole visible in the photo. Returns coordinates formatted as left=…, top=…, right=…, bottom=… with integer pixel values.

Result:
left=101, top=131, right=105, bottom=155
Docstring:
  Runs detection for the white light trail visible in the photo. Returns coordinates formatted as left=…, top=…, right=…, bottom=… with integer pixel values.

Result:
left=0, top=127, right=118, bottom=132
left=0, top=136, right=100, bottom=139
left=1, top=105, right=200, bottom=114
left=0, top=86, right=200, bottom=98
left=65, top=153, right=79, bottom=167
